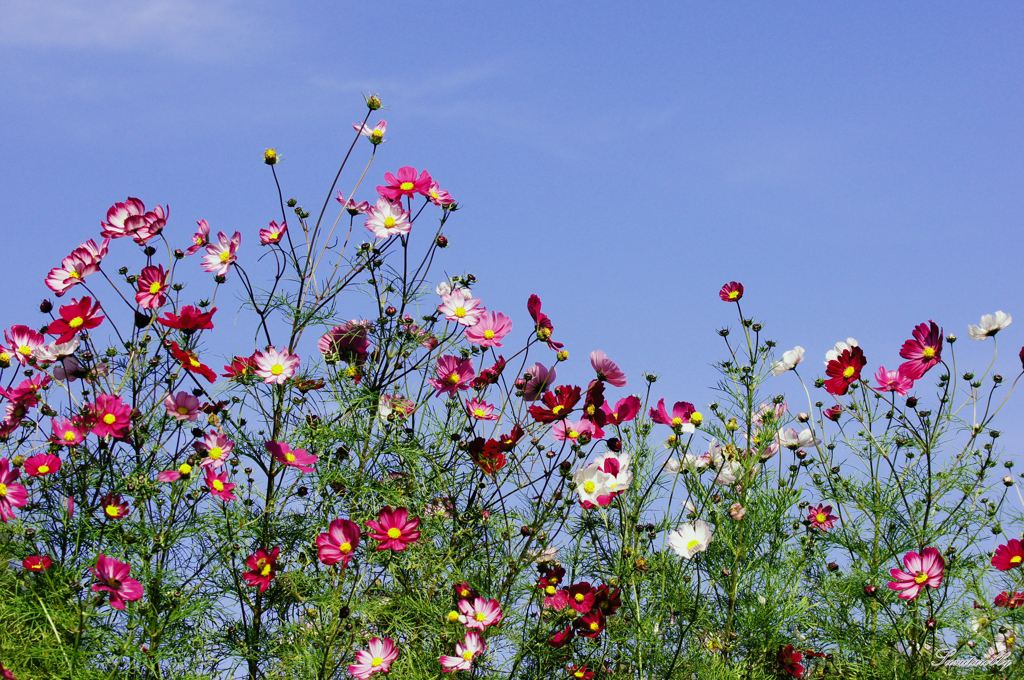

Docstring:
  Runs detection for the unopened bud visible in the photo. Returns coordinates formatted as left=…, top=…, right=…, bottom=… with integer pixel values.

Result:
left=365, top=94, right=382, bottom=110
left=264, top=148, right=278, bottom=165
left=556, top=350, right=569, bottom=361
left=435, top=235, right=448, bottom=248
left=797, top=412, right=810, bottom=423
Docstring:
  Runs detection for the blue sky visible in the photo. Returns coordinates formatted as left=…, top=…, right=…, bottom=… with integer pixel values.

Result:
left=1, top=1, right=1022, bottom=442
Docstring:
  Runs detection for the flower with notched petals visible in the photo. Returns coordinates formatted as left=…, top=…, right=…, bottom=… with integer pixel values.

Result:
left=196, top=432, right=234, bottom=469
left=100, top=493, right=129, bottom=520
left=253, top=346, right=300, bottom=385
left=771, top=346, right=805, bottom=376
left=527, top=294, right=564, bottom=350
left=90, top=553, right=143, bottom=610
left=259, top=220, right=287, bottom=245
left=24, top=454, right=61, bottom=477
left=186, top=219, right=210, bottom=255
left=377, top=166, right=432, bottom=200
left=824, top=346, right=866, bottom=396
left=874, top=366, right=915, bottom=396
left=23, top=555, right=52, bottom=572
left=201, top=231, right=241, bottom=277
left=366, top=506, right=420, bottom=551
left=440, top=630, right=485, bottom=673
left=267, top=441, right=317, bottom=473
left=887, top=547, right=944, bottom=600
left=898, top=321, right=942, bottom=380
left=669, top=520, right=713, bottom=559
left=590, top=350, right=626, bottom=386
left=47, top=297, right=104, bottom=344
left=807, top=504, right=838, bottom=531
left=459, top=596, right=503, bottom=631
left=205, top=468, right=236, bottom=502
left=349, top=637, right=398, bottom=679
left=992, top=539, right=1024, bottom=571
left=650, top=399, right=696, bottom=432
left=167, top=341, right=217, bottom=383
left=719, top=281, right=743, bottom=302
left=158, top=305, right=216, bottom=333
left=364, top=197, right=411, bottom=239
left=317, top=518, right=360, bottom=566
left=51, top=417, right=85, bottom=446
left=464, top=311, right=512, bottom=346
left=529, top=385, right=581, bottom=423
left=243, top=547, right=280, bottom=593
left=0, top=459, right=28, bottom=522
left=428, top=355, right=475, bottom=397
left=88, top=394, right=132, bottom=438
left=574, top=609, right=606, bottom=638
left=969, top=311, right=1012, bottom=340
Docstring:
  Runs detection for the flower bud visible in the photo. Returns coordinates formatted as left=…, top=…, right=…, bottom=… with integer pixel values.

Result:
left=926, top=618, right=936, bottom=629
left=385, top=306, right=397, bottom=317
left=726, top=418, right=739, bottom=432
left=1005, top=475, right=1014, bottom=487
left=39, top=299, right=52, bottom=313
left=365, top=94, right=382, bottom=110
left=827, top=562, right=839, bottom=572
left=556, top=350, right=569, bottom=361
left=264, top=148, right=278, bottom=165
left=607, top=437, right=622, bottom=452
left=435, top=235, right=448, bottom=248
left=905, top=396, right=918, bottom=408
left=864, top=585, right=877, bottom=595
left=173, top=249, right=185, bottom=259
left=690, top=412, right=703, bottom=427
left=946, top=334, right=957, bottom=343
left=797, top=412, right=809, bottom=423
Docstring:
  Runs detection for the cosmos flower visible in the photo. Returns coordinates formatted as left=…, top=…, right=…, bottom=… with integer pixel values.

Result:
left=316, top=518, right=361, bottom=566
left=205, top=468, right=237, bottom=502
left=243, top=547, right=280, bottom=592
left=807, top=504, right=838, bottom=531
left=464, top=311, right=512, bottom=346
left=164, top=391, right=201, bottom=422
left=969, top=311, right=1012, bottom=340
left=365, top=506, right=421, bottom=551
left=771, top=346, right=805, bottom=376
left=0, top=458, right=28, bottom=522
left=267, top=441, right=317, bottom=473
left=157, top=305, right=216, bottom=333
left=458, top=597, right=503, bottom=631
left=428, top=355, right=475, bottom=397
left=427, top=180, right=455, bottom=208
left=23, top=555, right=52, bottom=572
left=354, top=120, right=387, bottom=144
left=650, top=399, right=696, bottom=432
left=47, top=297, right=104, bottom=343
left=590, top=350, right=627, bottom=386
left=440, top=630, right=485, bottom=672
left=364, top=197, right=412, bottom=239
left=898, top=321, right=942, bottom=380
left=349, top=637, right=398, bottom=679
left=528, top=385, right=582, bottom=423
left=253, top=346, right=300, bottom=385
left=873, top=366, right=915, bottom=396
left=197, top=432, right=234, bottom=469
left=23, top=454, right=61, bottom=477
left=992, top=539, right=1024, bottom=571
left=887, top=547, right=945, bottom=600
left=186, top=219, right=210, bottom=255
left=719, top=281, right=743, bottom=302
left=167, top=341, right=218, bottom=382
left=823, top=346, right=866, bottom=396
left=438, top=290, right=486, bottom=326
left=668, top=520, right=713, bottom=559
left=377, top=166, right=432, bottom=200
left=90, top=554, right=143, bottom=610
left=201, top=231, right=242, bottom=277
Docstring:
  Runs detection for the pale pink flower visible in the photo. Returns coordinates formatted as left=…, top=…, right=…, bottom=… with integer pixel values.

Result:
left=2, top=325, right=45, bottom=366
left=553, top=418, right=603, bottom=443
left=354, top=120, right=387, bottom=144
left=590, top=350, right=626, bottom=387
left=440, top=630, right=485, bottom=672
left=887, top=547, right=945, bottom=600
left=197, top=432, right=234, bottom=469
left=427, top=180, right=455, bottom=208
left=464, top=311, right=512, bottom=347
left=874, top=366, right=914, bottom=396
left=364, top=197, right=411, bottom=239
left=335, top=192, right=370, bottom=214
left=253, top=346, right=300, bottom=384
left=458, top=597, right=503, bottom=631
left=186, top=219, right=210, bottom=255
left=0, top=458, right=28, bottom=522
left=349, top=637, right=398, bottom=679
left=466, top=398, right=498, bottom=421
left=202, top=231, right=242, bottom=277
left=164, top=391, right=201, bottom=422
left=438, top=291, right=486, bottom=327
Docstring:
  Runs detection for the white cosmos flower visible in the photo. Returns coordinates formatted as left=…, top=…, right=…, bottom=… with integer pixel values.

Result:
left=572, top=464, right=615, bottom=506
left=33, top=336, right=80, bottom=364
left=771, top=346, right=805, bottom=376
left=824, top=338, right=858, bottom=365
left=713, top=460, right=743, bottom=487
left=968, top=311, right=1012, bottom=340
left=776, top=427, right=821, bottom=450
left=436, top=281, right=452, bottom=296
left=668, top=520, right=713, bottom=559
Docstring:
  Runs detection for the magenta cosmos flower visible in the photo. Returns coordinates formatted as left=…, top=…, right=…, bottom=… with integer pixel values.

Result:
left=887, top=547, right=945, bottom=600
left=602, top=396, right=641, bottom=426
left=164, top=391, right=201, bottom=422
left=873, top=366, right=914, bottom=396
left=90, top=553, right=144, bottom=610
left=464, top=310, right=512, bottom=347
left=201, top=230, right=242, bottom=277
left=807, top=504, right=838, bottom=531
left=349, top=637, right=398, bottom=679
left=459, top=596, right=504, bottom=631
left=156, top=462, right=193, bottom=483
left=377, top=165, right=432, bottom=200
left=428, top=355, right=475, bottom=397
left=135, top=265, right=169, bottom=310
left=158, top=305, right=217, bottom=333
left=823, top=346, right=866, bottom=396
left=23, top=555, right=52, bottom=572
left=992, top=539, right=1024, bottom=571
left=590, top=350, right=627, bottom=387
left=24, top=454, right=61, bottom=477
left=364, top=197, right=411, bottom=239
left=88, top=394, right=132, bottom=438
left=898, top=321, right=943, bottom=380
left=205, top=468, right=236, bottom=502
left=198, top=432, right=234, bottom=469
left=438, top=289, right=486, bottom=327
left=366, top=506, right=421, bottom=551
left=427, top=180, right=454, bottom=208
left=253, top=346, right=300, bottom=385
left=259, top=220, right=287, bottom=245
left=243, top=547, right=280, bottom=593
left=0, top=458, right=28, bottom=522
left=440, top=630, right=486, bottom=673
left=47, top=296, right=104, bottom=344
left=186, top=218, right=210, bottom=255
left=2, top=325, right=45, bottom=366
left=719, top=281, right=743, bottom=302
left=650, top=399, right=696, bottom=430
left=316, top=518, right=361, bottom=566
left=267, top=441, right=317, bottom=473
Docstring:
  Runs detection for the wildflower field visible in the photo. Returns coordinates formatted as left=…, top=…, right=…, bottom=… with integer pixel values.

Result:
left=1, top=96, right=1022, bottom=680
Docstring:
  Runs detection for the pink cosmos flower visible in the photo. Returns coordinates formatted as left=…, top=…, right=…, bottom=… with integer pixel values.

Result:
left=24, top=454, right=61, bottom=477
left=527, top=294, right=564, bottom=350
left=335, top=192, right=371, bottom=214
left=259, top=220, right=287, bottom=245
left=590, top=350, right=627, bottom=387
left=873, top=366, right=915, bottom=396
left=354, top=120, right=387, bottom=145
left=156, top=463, right=193, bottom=483
left=428, top=355, right=475, bottom=397
left=888, top=547, right=945, bottom=600
left=186, top=219, right=210, bottom=255
left=0, top=458, right=28, bottom=522
left=243, top=547, right=279, bottom=593
left=51, top=418, right=85, bottom=446
left=197, top=432, right=234, bottom=469
left=253, top=346, right=300, bottom=384
left=267, top=441, right=317, bottom=473
left=45, top=239, right=108, bottom=296
left=100, top=197, right=146, bottom=239
left=440, top=631, right=485, bottom=672
left=100, top=492, right=129, bottom=520
left=458, top=596, right=503, bottom=631
left=650, top=399, right=696, bottom=431
left=205, top=468, right=237, bottom=502
left=438, top=290, right=486, bottom=326
left=466, top=398, right=499, bottom=421
left=135, top=265, right=169, bottom=309
left=427, top=180, right=455, bottom=208
left=992, top=539, right=1024, bottom=571
left=23, top=555, right=52, bottom=572
left=164, top=391, right=201, bottom=421
left=553, top=418, right=604, bottom=444
left=316, top=518, right=361, bottom=566
left=88, top=394, right=132, bottom=438
left=807, top=504, right=838, bottom=531
left=377, top=166, right=432, bottom=200
left=318, top=320, right=371, bottom=365
left=90, top=553, right=144, bottom=610
left=464, top=310, right=512, bottom=347
left=349, top=637, right=398, bottom=679
left=366, top=506, right=421, bottom=551
left=898, top=321, right=943, bottom=380
left=47, top=297, right=104, bottom=343
left=601, top=396, right=641, bottom=426
left=2, top=325, right=45, bottom=366
left=364, top=197, right=411, bottom=239
left=719, top=281, right=743, bottom=302
left=201, top=231, right=242, bottom=277
left=522, top=363, right=556, bottom=401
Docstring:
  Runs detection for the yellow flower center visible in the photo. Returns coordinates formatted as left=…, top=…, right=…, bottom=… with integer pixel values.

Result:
left=922, top=347, right=935, bottom=358
left=545, top=585, right=556, bottom=595
left=586, top=405, right=595, bottom=415
left=1012, top=556, right=1022, bottom=564
left=583, top=481, right=596, bottom=493
left=816, top=513, right=827, bottom=523
left=103, top=414, right=117, bottom=425
left=454, top=307, right=467, bottom=318
left=37, top=464, right=50, bottom=474
left=149, top=282, right=162, bottom=294
left=105, top=505, right=120, bottom=517
left=219, top=250, right=231, bottom=263
left=209, top=447, right=223, bottom=459
left=483, top=329, right=495, bottom=339
left=589, top=622, right=599, bottom=631
left=914, top=572, right=929, bottom=584
left=177, top=406, right=190, bottom=415
left=285, top=453, right=296, bottom=462
left=399, top=182, right=415, bottom=191
left=339, top=542, right=351, bottom=553
left=446, top=372, right=460, bottom=385
left=842, top=366, right=855, bottom=378
left=574, top=593, right=585, bottom=603
left=17, top=345, right=31, bottom=356
left=568, top=430, right=579, bottom=438
left=0, top=483, right=6, bottom=496
left=0, top=352, right=9, bottom=362
left=370, top=130, right=384, bottom=142
left=384, top=216, right=396, bottom=229
left=462, top=650, right=474, bottom=661
left=473, top=409, right=486, bottom=417
left=552, top=405, right=564, bottom=415
left=69, top=317, right=84, bottom=328
left=475, top=612, right=486, bottom=622
left=691, top=413, right=703, bottom=426
left=672, top=417, right=683, bottom=426
left=63, top=431, right=77, bottom=442
left=371, top=657, right=383, bottom=667
left=213, top=480, right=224, bottom=491
left=271, top=364, right=284, bottom=375
left=387, top=528, right=402, bottom=539
left=260, top=564, right=272, bottom=576
left=179, top=464, right=192, bottom=475
left=447, top=610, right=460, bottom=622
left=69, top=271, right=81, bottom=278
left=189, top=357, right=201, bottom=367
left=575, top=672, right=585, bottom=679
left=687, top=539, right=700, bottom=551
left=728, top=291, right=739, bottom=300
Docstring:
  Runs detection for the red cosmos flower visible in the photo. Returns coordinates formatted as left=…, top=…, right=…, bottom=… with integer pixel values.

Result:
left=454, top=582, right=479, bottom=602
left=581, top=380, right=607, bottom=427
left=528, top=385, right=582, bottom=423
left=574, top=609, right=606, bottom=638
left=565, top=582, right=597, bottom=614
left=100, top=493, right=129, bottom=520
left=47, top=297, right=104, bottom=344
left=823, top=405, right=843, bottom=422
left=569, top=666, right=595, bottom=680
left=90, top=553, right=144, bottom=610
left=898, top=321, right=943, bottom=380
left=602, top=396, right=642, bottom=426
left=777, top=644, right=805, bottom=678
left=23, top=555, right=52, bottom=571
left=719, top=281, right=744, bottom=302
left=496, top=424, right=525, bottom=452
left=23, top=454, right=61, bottom=477
left=158, top=305, right=217, bottom=333
left=527, top=294, right=564, bottom=350
left=167, top=341, right=217, bottom=383
left=51, top=417, right=85, bottom=446
left=88, top=394, right=132, bottom=438
left=316, top=518, right=360, bottom=566
left=994, top=591, right=1024, bottom=608
left=992, top=539, right=1024, bottom=571
left=593, top=584, right=622, bottom=616
left=135, top=265, right=169, bottom=309
left=650, top=399, right=696, bottom=430
left=549, top=625, right=574, bottom=648
left=377, top=165, right=433, bottom=200
left=823, top=346, right=866, bottom=396
left=470, top=356, right=507, bottom=389
left=267, top=441, right=317, bottom=473
left=366, top=506, right=421, bottom=551
left=205, top=468, right=237, bottom=502
left=243, top=547, right=280, bottom=593
left=222, top=355, right=257, bottom=379
left=807, top=504, right=838, bottom=531
left=466, top=438, right=507, bottom=474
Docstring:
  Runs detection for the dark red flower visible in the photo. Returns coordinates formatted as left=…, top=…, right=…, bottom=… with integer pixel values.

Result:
left=824, top=346, right=866, bottom=396
left=823, top=405, right=843, bottom=422
left=574, top=609, right=606, bottom=638
left=994, top=591, right=1024, bottom=608
left=593, top=584, right=622, bottom=616
left=528, top=385, right=581, bottom=423
left=454, top=582, right=479, bottom=602
left=167, top=341, right=217, bottom=383
left=158, top=305, right=217, bottom=333
left=580, top=380, right=607, bottom=427
left=1019, top=346, right=1023, bottom=371
left=548, top=625, right=574, bottom=648
left=471, top=355, right=507, bottom=388
left=528, top=294, right=564, bottom=351
left=898, top=321, right=942, bottom=380
left=568, top=665, right=595, bottom=680
left=565, top=582, right=596, bottom=614
left=777, top=644, right=804, bottom=677
left=466, top=438, right=507, bottom=474
left=100, top=493, right=129, bottom=520
left=243, top=546, right=280, bottom=593
left=719, top=281, right=743, bottom=302
left=538, top=563, right=565, bottom=587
